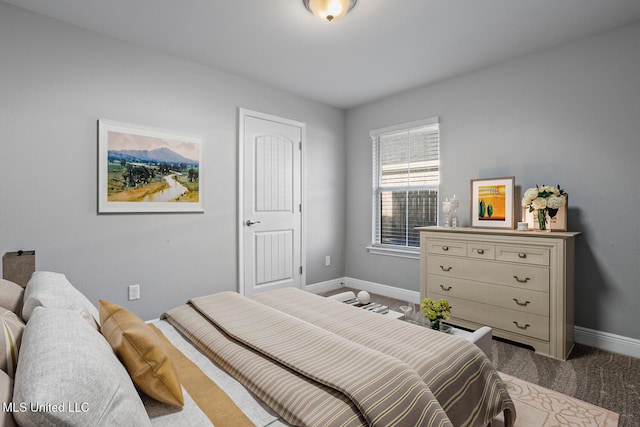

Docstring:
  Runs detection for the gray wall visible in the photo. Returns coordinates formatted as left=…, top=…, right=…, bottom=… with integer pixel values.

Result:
left=345, top=22, right=640, bottom=339
left=2, top=1, right=639, bottom=340
left=0, top=2, right=346, bottom=320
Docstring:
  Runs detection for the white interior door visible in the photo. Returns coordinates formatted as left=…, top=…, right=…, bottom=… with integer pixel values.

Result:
left=239, top=109, right=304, bottom=295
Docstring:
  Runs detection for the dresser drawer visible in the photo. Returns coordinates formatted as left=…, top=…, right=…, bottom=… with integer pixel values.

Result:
left=467, top=243, right=495, bottom=260
left=430, top=294, right=550, bottom=341
left=495, top=245, right=550, bottom=266
left=427, top=274, right=549, bottom=316
left=427, top=256, right=550, bottom=292
left=426, top=240, right=467, bottom=257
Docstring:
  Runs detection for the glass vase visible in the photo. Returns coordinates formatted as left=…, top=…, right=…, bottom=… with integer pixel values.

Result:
left=537, top=209, right=550, bottom=232
left=430, top=319, right=452, bottom=333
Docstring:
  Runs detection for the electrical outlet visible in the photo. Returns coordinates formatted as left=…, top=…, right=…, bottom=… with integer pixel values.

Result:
left=128, top=284, right=140, bottom=300
left=325, top=255, right=331, bottom=266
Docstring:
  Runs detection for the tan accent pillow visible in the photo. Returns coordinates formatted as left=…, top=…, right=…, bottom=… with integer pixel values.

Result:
left=99, top=300, right=184, bottom=407
left=0, top=279, right=24, bottom=318
left=0, top=308, right=24, bottom=378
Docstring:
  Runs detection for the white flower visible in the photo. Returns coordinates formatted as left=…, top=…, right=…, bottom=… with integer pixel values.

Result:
left=531, top=197, right=547, bottom=210
left=544, top=186, right=560, bottom=195
left=522, top=188, right=539, bottom=206
left=546, top=195, right=566, bottom=209
left=521, top=184, right=567, bottom=217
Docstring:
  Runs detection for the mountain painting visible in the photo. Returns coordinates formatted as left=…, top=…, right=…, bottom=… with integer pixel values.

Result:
left=98, top=120, right=204, bottom=213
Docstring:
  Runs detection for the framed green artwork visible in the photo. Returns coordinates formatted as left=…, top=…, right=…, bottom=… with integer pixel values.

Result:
left=470, top=176, right=515, bottom=229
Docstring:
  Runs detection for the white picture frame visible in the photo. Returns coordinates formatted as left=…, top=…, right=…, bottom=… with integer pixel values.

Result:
left=470, top=176, right=515, bottom=229
left=98, top=119, right=204, bottom=213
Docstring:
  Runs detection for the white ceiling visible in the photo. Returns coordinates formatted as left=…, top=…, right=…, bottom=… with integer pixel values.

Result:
left=6, top=0, right=640, bottom=109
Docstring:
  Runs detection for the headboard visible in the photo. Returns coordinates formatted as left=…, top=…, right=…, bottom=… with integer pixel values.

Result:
left=2, top=250, right=35, bottom=288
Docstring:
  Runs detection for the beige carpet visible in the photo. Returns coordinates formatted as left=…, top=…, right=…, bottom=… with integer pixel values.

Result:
left=492, top=372, right=619, bottom=427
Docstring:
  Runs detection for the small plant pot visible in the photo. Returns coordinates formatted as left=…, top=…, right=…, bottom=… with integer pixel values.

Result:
left=430, top=320, right=452, bottom=333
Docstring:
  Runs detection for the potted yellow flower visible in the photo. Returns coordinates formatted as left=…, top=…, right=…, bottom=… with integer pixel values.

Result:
left=421, top=298, right=451, bottom=332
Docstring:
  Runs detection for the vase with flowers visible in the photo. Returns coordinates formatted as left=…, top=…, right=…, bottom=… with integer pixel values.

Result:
left=521, top=185, right=567, bottom=231
left=421, top=297, right=451, bottom=332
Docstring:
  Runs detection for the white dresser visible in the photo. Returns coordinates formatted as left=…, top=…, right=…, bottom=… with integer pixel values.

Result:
left=418, top=227, right=580, bottom=360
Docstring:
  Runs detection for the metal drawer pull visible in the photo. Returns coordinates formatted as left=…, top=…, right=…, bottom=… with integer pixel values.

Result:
left=513, top=298, right=531, bottom=306
left=477, top=249, right=485, bottom=254
left=442, top=246, right=449, bottom=251
left=440, top=266, right=452, bottom=272
left=513, top=275, right=530, bottom=283
left=518, top=253, right=527, bottom=259
left=513, top=321, right=530, bottom=330
left=440, top=285, right=452, bottom=291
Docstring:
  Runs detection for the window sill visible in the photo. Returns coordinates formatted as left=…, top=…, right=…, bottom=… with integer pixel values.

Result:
left=366, top=245, right=420, bottom=260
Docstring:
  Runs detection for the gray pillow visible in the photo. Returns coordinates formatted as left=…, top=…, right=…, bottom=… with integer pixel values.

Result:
left=21, top=271, right=99, bottom=328
left=12, top=307, right=151, bottom=427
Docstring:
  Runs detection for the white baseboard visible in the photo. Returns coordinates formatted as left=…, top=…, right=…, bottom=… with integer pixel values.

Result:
left=307, top=277, right=640, bottom=359
left=305, top=278, right=345, bottom=294
left=343, top=277, right=421, bottom=304
left=306, top=276, right=421, bottom=304
left=574, top=326, right=640, bottom=359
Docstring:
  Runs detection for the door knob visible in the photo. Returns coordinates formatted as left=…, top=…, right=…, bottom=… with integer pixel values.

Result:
left=245, top=220, right=261, bottom=226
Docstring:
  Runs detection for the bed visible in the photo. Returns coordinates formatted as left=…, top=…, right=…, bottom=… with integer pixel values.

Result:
left=0, top=271, right=516, bottom=426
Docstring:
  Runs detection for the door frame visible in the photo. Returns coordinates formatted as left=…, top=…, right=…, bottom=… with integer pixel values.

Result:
left=237, top=108, right=306, bottom=295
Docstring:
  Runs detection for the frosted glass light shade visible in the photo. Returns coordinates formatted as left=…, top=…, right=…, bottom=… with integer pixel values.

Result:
left=304, top=0, right=357, bottom=23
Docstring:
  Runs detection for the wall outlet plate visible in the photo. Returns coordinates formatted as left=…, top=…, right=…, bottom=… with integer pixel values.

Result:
left=128, top=284, right=140, bottom=300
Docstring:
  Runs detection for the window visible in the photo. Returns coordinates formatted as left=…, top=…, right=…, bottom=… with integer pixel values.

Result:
left=370, top=117, right=439, bottom=255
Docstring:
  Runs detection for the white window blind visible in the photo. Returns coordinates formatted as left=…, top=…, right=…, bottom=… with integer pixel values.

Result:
left=371, top=117, right=439, bottom=249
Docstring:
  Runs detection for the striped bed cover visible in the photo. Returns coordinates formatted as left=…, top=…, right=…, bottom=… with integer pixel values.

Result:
left=145, top=320, right=289, bottom=426
left=163, top=289, right=515, bottom=427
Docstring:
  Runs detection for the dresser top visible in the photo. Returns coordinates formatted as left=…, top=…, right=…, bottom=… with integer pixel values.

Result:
left=417, top=226, right=581, bottom=238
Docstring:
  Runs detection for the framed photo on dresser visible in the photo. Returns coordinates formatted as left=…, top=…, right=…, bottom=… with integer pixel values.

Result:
left=470, top=176, right=515, bottom=229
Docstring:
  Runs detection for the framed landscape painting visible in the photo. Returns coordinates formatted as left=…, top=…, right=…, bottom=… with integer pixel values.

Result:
left=470, top=176, right=515, bottom=229
left=98, top=119, right=204, bottom=213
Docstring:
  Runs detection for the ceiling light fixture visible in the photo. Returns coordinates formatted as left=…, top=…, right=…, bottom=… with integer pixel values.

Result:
left=303, top=0, right=357, bottom=23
